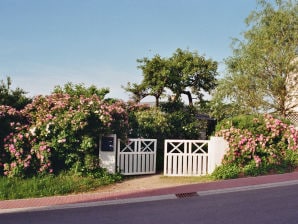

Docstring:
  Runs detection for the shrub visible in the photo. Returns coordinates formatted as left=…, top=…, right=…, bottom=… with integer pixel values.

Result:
left=242, top=160, right=268, bottom=176
left=1, top=93, right=129, bottom=177
left=161, top=101, right=207, bottom=139
left=0, top=106, right=31, bottom=176
left=215, top=114, right=298, bottom=178
left=212, top=164, right=240, bottom=179
left=215, top=114, right=266, bottom=135
left=130, top=107, right=170, bottom=139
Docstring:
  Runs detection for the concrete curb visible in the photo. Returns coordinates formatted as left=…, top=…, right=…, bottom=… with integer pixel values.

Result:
left=197, top=179, right=298, bottom=196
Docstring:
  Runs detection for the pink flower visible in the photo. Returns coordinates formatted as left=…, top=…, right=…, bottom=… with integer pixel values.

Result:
left=253, top=156, right=262, bottom=167
left=17, top=134, right=23, bottom=140
left=57, top=139, right=66, bottom=143
left=39, top=145, right=47, bottom=151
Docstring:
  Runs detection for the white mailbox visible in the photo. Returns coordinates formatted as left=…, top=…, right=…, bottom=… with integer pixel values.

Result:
left=99, top=134, right=117, bottom=173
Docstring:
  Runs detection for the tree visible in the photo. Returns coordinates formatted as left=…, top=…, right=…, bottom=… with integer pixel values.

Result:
left=124, top=82, right=149, bottom=104
left=136, top=55, right=169, bottom=107
left=212, top=0, right=298, bottom=118
left=125, top=48, right=218, bottom=107
left=0, top=76, right=31, bottom=109
left=168, top=49, right=218, bottom=106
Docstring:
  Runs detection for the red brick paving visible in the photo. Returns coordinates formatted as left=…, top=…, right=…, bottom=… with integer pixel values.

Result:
left=1, top=171, right=298, bottom=210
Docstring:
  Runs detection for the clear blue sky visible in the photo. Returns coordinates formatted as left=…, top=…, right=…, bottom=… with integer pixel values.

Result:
left=0, top=0, right=264, bottom=100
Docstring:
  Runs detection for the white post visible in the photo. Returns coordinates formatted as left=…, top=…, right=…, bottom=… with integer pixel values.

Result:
left=208, top=137, right=228, bottom=174
left=99, top=134, right=117, bottom=173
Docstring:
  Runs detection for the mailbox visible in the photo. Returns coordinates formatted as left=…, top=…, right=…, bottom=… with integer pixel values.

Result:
left=100, top=136, right=115, bottom=151
left=99, top=134, right=117, bottom=173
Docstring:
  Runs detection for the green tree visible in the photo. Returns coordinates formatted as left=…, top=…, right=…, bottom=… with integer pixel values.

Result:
left=124, top=82, right=149, bottom=103
left=168, top=49, right=218, bottom=106
left=136, top=55, right=169, bottom=107
left=0, top=76, right=31, bottom=109
left=125, top=49, right=218, bottom=107
left=212, top=0, right=298, bottom=118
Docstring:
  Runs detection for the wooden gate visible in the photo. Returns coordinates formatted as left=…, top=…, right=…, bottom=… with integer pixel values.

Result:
left=117, top=138, right=157, bottom=175
left=164, top=140, right=209, bottom=176
left=164, top=137, right=228, bottom=176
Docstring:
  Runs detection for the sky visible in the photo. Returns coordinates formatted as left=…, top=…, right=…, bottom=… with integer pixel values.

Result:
left=0, top=0, right=265, bottom=101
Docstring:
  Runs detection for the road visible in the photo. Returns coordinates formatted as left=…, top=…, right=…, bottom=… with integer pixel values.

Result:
left=2, top=184, right=298, bottom=224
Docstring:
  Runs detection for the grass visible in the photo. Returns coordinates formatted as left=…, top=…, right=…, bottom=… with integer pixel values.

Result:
left=0, top=172, right=215, bottom=200
left=160, top=175, right=214, bottom=184
left=0, top=172, right=122, bottom=200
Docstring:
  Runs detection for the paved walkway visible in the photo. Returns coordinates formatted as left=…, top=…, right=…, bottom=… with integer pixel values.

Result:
left=1, top=171, right=298, bottom=212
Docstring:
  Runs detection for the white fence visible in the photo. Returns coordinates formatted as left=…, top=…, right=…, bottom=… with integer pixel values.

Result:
left=117, top=138, right=157, bottom=175
left=164, top=137, right=228, bottom=176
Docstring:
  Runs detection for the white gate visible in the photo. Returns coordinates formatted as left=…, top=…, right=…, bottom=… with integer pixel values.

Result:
left=117, top=138, right=157, bottom=175
left=164, top=137, right=228, bottom=176
left=164, top=140, right=208, bottom=176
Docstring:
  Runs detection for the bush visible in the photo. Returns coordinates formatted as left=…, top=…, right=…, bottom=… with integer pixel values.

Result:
left=212, top=164, right=240, bottom=179
left=215, top=114, right=265, bottom=135
left=1, top=93, right=129, bottom=177
left=243, top=160, right=268, bottom=176
left=0, top=106, right=31, bottom=176
left=215, top=114, right=298, bottom=178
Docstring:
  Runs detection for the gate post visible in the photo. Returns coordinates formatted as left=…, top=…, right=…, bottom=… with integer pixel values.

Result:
left=99, top=134, right=117, bottom=173
left=208, top=137, right=228, bottom=174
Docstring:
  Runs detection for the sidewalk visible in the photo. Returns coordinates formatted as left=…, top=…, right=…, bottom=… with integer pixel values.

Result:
left=1, top=171, right=298, bottom=211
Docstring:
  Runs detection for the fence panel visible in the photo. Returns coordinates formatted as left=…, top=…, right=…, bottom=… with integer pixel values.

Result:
left=117, top=138, right=157, bottom=175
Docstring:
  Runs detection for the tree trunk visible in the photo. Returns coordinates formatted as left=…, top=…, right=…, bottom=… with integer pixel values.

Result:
left=155, top=96, right=160, bottom=107
left=182, top=90, right=193, bottom=106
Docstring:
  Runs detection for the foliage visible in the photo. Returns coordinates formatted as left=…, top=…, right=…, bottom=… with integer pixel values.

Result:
left=0, top=170, right=122, bottom=200
left=216, top=114, right=266, bottom=134
left=128, top=101, right=208, bottom=140
left=212, top=164, right=241, bottom=179
left=130, top=107, right=170, bottom=139
left=242, top=160, right=268, bottom=177
left=212, top=0, right=298, bottom=117
left=124, top=82, right=149, bottom=103
left=0, top=106, right=30, bottom=175
left=125, top=48, right=218, bottom=107
left=53, top=82, right=110, bottom=99
left=215, top=114, right=298, bottom=178
left=0, top=76, right=32, bottom=110
left=163, top=102, right=207, bottom=139
left=0, top=90, right=128, bottom=177
left=168, top=48, right=218, bottom=106
left=135, top=55, right=170, bottom=107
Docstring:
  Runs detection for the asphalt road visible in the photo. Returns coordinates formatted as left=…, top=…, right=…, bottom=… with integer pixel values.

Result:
left=2, top=184, right=298, bottom=224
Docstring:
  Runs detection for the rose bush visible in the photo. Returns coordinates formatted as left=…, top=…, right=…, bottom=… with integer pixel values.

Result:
left=1, top=93, right=128, bottom=177
left=0, top=106, right=31, bottom=176
left=215, top=114, right=298, bottom=178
